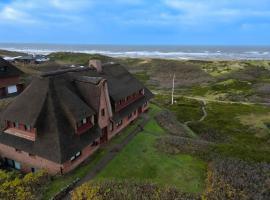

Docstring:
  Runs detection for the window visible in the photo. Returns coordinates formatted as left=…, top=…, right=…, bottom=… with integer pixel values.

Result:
left=7, top=85, right=17, bottom=94
left=101, top=109, right=105, bottom=116
left=140, top=89, right=145, bottom=95
left=116, top=120, right=122, bottom=127
left=25, top=125, right=31, bottom=131
left=75, top=151, right=81, bottom=157
left=82, top=118, right=87, bottom=124
left=70, top=156, right=76, bottom=161
left=14, top=161, right=21, bottom=170
left=14, top=122, right=19, bottom=128
left=70, top=151, right=81, bottom=162
left=128, top=113, right=132, bottom=119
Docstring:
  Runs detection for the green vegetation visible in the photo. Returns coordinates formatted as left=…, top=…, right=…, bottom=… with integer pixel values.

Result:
left=96, top=105, right=207, bottom=194
left=49, top=52, right=113, bottom=65
left=0, top=170, right=49, bottom=200
left=42, top=116, right=144, bottom=200
left=2, top=51, right=270, bottom=199
left=0, top=49, right=27, bottom=57
left=153, top=94, right=203, bottom=123
left=71, top=180, right=200, bottom=200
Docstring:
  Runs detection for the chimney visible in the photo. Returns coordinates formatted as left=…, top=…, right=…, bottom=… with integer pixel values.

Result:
left=89, top=60, right=102, bottom=73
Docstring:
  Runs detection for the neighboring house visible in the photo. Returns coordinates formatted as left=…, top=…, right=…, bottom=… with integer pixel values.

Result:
left=0, top=60, right=153, bottom=174
left=14, top=55, right=36, bottom=64
left=0, top=57, right=24, bottom=98
left=13, top=54, right=50, bottom=64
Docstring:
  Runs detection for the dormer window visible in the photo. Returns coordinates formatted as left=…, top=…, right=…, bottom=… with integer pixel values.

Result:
left=139, top=89, right=145, bottom=95
left=76, top=116, right=94, bottom=135
left=14, top=122, right=19, bottom=128
left=25, top=125, right=31, bottom=131
left=4, top=120, right=36, bottom=141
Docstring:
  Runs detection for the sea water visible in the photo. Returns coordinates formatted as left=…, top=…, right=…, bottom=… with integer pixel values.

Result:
left=0, top=43, right=270, bottom=60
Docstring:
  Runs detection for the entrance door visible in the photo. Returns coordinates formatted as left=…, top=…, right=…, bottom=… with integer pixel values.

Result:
left=100, top=127, right=108, bottom=144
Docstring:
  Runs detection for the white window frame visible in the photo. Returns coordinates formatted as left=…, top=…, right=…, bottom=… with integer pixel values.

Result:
left=14, top=161, right=21, bottom=170
left=70, top=156, right=76, bottom=161
left=82, top=118, right=87, bottom=124
left=7, top=85, right=17, bottom=94
left=75, top=151, right=81, bottom=157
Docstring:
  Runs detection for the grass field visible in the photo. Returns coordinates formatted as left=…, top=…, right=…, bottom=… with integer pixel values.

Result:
left=42, top=117, right=143, bottom=200
left=96, top=105, right=207, bottom=194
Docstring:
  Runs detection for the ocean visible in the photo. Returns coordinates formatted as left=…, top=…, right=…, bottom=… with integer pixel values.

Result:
left=0, top=43, right=270, bottom=60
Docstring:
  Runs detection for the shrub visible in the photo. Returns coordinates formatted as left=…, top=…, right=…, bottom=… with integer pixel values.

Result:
left=204, top=159, right=270, bottom=200
left=72, top=180, right=200, bottom=200
left=0, top=169, right=49, bottom=200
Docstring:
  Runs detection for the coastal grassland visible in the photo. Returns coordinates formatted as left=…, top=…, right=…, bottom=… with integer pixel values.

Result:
left=42, top=117, right=144, bottom=200
left=96, top=104, right=207, bottom=194
left=0, top=49, right=27, bottom=57
left=192, top=102, right=270, bottom=162
left=156, top=93, right=270, bottom=162
left=153, top=94, right=203, bottom=123
left=49, top=52, right=113, bottom=65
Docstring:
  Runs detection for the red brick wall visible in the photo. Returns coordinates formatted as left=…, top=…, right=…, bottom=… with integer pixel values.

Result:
left=0, top=100, right=150, bottom=175
left=0, top=76, right=20, bottom=88
left=62, top=139, right=100, bottom=173
left=0, top=140, right=100, bottom=174
left=0, top=143, right=62, bottom=174
left=98, top=80, right=113, bottom=129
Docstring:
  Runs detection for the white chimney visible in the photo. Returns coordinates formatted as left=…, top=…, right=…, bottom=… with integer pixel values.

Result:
left=89, top=60, right=102, bottom=73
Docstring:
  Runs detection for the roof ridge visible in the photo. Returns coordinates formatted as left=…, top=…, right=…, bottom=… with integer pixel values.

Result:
left=46, top=79, right=66, bottom=163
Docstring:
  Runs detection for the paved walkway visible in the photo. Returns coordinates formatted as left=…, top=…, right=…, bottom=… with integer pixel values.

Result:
left=61, top=114, right=150, bottom=200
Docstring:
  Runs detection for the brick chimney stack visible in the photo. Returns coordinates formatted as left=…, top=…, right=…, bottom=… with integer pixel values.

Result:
left=89, top=60, right=102, bottom=73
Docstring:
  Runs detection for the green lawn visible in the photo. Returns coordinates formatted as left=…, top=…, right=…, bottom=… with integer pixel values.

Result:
left=96, top=105, right=207, bottom=194
left=42, top=116, right=143, bottom=200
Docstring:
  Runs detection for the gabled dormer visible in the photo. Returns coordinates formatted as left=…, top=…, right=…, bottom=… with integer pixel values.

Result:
left=115, top=88, right=145, bottom=112
left=4, top=121, right=37, bottom=141
left=76, top=116, right=95, bottom=135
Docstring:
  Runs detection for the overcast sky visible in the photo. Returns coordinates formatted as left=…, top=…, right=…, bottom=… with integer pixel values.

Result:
left=0, top=0, right=270, bottom=45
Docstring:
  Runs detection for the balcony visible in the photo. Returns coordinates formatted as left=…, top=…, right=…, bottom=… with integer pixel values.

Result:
left=76, top=122, right=93, bottom=135
left=115, top=93, right=144, bottom=112
left=4, top=128, right=36, bottom=141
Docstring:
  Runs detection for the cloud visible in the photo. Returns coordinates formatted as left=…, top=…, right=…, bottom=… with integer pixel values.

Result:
left=163, top=0, right=270, bottom=25
left=0, top=6, right=36, bottom=24
left=0, top=0, right=94, bottom=25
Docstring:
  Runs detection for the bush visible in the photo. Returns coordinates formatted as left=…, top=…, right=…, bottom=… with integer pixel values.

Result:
left=0, top=169, right=49, bottom=200
left=72, top=180, right=200, bottom=200
left=204, top=159, right=270, bottom=200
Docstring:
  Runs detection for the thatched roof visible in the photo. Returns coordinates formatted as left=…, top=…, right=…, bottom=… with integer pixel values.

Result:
left=0, top=57, right=23, bottom=78
left=0, top=62, right=153, bottom=163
